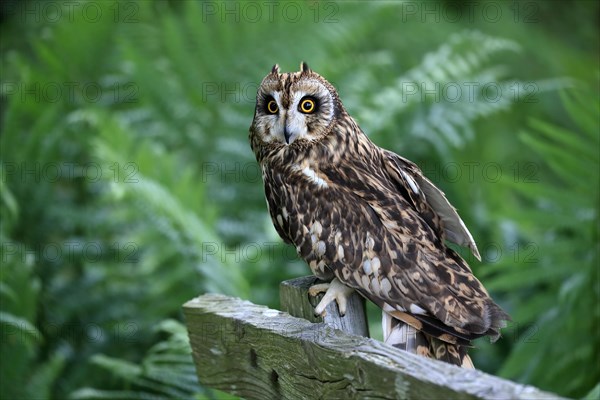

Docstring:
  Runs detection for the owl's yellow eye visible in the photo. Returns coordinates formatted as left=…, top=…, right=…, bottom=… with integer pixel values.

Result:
left=267, top=100, right=278, bottom=114
left=299, top=98, right=316, bottom=113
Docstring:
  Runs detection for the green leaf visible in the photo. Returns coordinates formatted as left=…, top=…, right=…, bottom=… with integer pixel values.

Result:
left=0, top=311, right=42, bottom=343
left=90, top=354, right=142, bottom=381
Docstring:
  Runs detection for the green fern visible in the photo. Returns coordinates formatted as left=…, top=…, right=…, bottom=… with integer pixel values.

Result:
left=0, top=237, right=46, bottom=399
left=354, top=30, right=571, bottom=155
left=488, top=88, right=599, bottom=397
left=1, top=1, right=597, bottom=398
left=71, top=320, right=213, bottom=400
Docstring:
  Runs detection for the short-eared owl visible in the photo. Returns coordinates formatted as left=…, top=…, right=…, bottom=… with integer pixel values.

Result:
left=249, top=62, right=509, bottom=367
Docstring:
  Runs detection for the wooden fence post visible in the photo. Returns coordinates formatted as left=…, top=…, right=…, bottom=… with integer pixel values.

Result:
left=279, top=276, right=368, bottom=337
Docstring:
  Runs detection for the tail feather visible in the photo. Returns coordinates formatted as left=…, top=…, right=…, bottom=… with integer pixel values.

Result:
left=383, top=311, right=430, bottom=356
left=383, top=311, right=474, bottom=368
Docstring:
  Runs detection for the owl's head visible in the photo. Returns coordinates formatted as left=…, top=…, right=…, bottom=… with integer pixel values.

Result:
left=250, top=62, right=342, bottom=146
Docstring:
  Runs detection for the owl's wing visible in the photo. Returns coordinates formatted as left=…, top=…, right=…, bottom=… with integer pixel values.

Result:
left=382, top=150, right=481, bottom=261
left=334, top=150, right=508, bottom=343
left=361, top=150, right=508, bottom=342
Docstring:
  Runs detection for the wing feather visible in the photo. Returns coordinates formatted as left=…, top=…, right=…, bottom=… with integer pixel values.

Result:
left=383, top=150, right=481, bottom=261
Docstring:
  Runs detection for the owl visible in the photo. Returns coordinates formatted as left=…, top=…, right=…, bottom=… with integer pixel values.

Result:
left=249, top=62, right=509, bottom=367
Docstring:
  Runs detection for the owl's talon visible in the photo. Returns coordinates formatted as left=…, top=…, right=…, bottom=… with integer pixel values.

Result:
left=308, top=283, right=330, bottom=297
left=309, top=278, right=354, bottom=317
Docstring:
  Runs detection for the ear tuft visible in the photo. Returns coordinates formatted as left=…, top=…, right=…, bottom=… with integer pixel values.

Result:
left=300, top=61, right=312, bottom=73
left=271, top=64, right=280, bottom=74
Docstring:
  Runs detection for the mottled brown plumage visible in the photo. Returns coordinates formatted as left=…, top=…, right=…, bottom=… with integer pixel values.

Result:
left=249, top=63, right=509, bottom=367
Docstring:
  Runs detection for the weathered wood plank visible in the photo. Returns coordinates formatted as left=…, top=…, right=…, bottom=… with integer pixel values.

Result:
left=183, top=293, right=565, bottom=400
left=280, top=276, right=369, bottom=337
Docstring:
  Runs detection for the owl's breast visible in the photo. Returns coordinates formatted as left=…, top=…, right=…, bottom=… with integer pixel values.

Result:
left=263, top=161, right=387, bottom=283
left=261, top=162, right=335, bottom=277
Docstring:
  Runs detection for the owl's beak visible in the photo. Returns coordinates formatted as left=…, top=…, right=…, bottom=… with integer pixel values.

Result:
left=284, top=126, right=293, bottom=144
left=283, top=115, right=303, bottom=144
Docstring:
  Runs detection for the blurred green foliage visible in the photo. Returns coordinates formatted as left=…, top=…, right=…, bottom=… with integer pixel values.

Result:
left=0, top=1, right=598, bottom=399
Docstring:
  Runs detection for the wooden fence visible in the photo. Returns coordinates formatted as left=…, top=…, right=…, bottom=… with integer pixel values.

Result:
left=183, top=276, right=565, bottom=399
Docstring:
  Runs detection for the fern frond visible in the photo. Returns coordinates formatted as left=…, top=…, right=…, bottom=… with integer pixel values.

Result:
left=358, top=31, right=570, bottom=154
left=72, top=320, right=204, bottom=400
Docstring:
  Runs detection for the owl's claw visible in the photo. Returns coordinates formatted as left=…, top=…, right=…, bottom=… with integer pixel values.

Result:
left=308, top=278, right=355, bottom=317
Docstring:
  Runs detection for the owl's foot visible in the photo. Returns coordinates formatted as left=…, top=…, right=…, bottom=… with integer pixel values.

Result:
left=308, top=278, right=355, bottom=317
